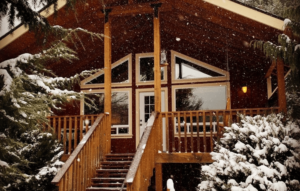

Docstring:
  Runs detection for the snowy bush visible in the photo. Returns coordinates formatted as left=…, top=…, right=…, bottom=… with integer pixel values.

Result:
left=198, top=114, right=300, bottom=191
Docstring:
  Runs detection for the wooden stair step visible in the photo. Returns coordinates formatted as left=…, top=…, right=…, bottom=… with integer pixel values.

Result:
left=106, top=157, right=133, bottom=161
left=106, top=153, right=135, bottom=156
left=86, top=187, right=126, bottom=191
left=92, top=177, right=125, bottom=183
left=101, top=166, right=130, bottom=169
left=96, top=173, right=127, bottom=177
left=102, top=161, right=131, bottom=165
left=91, top=182, right=124, bottom=187
left=96, top=169, right=129, bottom=173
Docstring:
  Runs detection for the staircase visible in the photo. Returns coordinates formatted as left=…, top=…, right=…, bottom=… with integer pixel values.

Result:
left=86, top=153, right=135, bottom=191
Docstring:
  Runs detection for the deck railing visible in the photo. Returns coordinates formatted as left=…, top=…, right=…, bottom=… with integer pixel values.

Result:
left=125, top=108, right=279, bottom=190
left=160, top=107, right=279, bottom=153
left=46, top=114, right=99, bottom=154
left=51, top=113, right=110, bottom=191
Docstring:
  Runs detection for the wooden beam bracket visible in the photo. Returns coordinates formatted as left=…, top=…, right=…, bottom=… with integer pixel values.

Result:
left=101, top=9, right=112, bottom=23
left=150, top=3, right=162, bottom=18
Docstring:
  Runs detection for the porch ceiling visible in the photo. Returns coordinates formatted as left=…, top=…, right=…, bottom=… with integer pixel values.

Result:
left=0, top=0, right=283, bottom=78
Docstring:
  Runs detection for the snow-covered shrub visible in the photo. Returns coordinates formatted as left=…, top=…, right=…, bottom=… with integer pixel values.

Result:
left=198, top=114, right=300, bottom=191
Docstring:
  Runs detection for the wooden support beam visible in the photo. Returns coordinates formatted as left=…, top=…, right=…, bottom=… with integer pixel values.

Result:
left=155, top=163, right=163, bottom=191
left=103, top=1, right=172, bottom=18
left=277, top=58, right=287, bottom=113
left=265, top=60, right=276, bottom=78
left=104, top=10, right=112, bottom=153
left=267, top=77, right=272, bottom=99
left=155, top=153, right=213, bottom=163
left=153, top=8, right=161, bottom=112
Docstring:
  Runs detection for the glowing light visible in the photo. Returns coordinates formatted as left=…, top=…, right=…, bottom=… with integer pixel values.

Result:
left=242, top=86, right=247, bottom=93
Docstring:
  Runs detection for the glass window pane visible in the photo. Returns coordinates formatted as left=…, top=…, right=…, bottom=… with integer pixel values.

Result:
left=111, top=92, right=129, bottom=125
left=118, top=128, right=128, bottom=134
left=112, top=61, right=128, bottom=83
left=139, top=57, right=164, bottom=81
left=145, top=105, right=149, bottom=113
left=145, top=96, right=149, bottom=104
left=175, top=86, right=227, bottom=111
left=84, top=92, right=129, bottom=134
left=88, top=60, right=129, bottom=84
left=84, top=93, right=104, bottom=114
left=175, top=57, right=224, bottom=80
left=150, top=96, right=154, bottom=104
left=150, top=105, right=155, bottom=113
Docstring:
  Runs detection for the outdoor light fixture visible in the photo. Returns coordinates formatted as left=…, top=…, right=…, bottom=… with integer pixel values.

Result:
left=84, top=119, right=90, bottom=126
left=160, top=49, right=168, bottom=66
left=242, top=85, right=247, bottom=93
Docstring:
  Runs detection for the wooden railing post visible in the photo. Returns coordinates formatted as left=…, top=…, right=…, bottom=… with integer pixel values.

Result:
left=277, top=58, right=287, bottom=113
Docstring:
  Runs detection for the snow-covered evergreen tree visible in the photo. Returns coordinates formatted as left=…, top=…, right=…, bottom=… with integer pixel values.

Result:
left=198, top=114, right=300, bottom=191
left=0, top=25, right=102, bottom=191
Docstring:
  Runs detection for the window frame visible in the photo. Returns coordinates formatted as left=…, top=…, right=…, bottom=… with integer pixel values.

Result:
left=172, top=82, right=230, bottom=136
left=135, top=52, right=168, bottom=86
left=80, top=88, right=133, bottom=139
left=81, top=54, right=132, bottom=88
left=171, top=50, right=230, bottom=84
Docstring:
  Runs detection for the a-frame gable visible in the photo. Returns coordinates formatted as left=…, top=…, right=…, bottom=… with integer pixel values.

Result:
left=171, top=50, right=230, bottom=83
left=81, top=54, right=132, bottom=88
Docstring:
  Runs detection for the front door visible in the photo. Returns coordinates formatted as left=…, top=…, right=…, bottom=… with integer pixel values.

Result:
left=139, top=91, right=166, bottom=150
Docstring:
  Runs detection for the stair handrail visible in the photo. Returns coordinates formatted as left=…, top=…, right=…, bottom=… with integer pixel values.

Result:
left=51, top=113, right=110, bottom=190
left=124, top=111, right=159, bottom=190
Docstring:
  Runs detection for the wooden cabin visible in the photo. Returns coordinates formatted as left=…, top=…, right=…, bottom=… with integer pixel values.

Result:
left=0, top=0, right=289, bottom=190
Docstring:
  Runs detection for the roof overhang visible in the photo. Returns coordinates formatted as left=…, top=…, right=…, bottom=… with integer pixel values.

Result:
left=203, top=0, right=283, bottom=30
left=0, top=0, right=284, bottom=51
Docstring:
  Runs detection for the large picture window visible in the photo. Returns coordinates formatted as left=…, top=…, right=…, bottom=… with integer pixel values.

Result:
left=172, top=83, right=230, bottom=135
left=82, top=89, right=132, bottom=138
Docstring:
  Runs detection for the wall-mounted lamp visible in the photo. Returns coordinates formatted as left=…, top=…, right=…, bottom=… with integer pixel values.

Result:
left=242, top=85, right=247, bottom=93
left=160, top=49, right=168, bottom=66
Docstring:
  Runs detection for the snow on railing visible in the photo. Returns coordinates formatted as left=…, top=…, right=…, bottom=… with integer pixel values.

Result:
left=124, top=112, right=159, bottom=190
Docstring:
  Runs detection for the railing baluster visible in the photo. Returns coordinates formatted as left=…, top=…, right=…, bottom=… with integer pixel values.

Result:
left=171, top=113, right=175, bottom=153
left=216, top=111, right=220, bottom=142
left=80, top=116, right=83, bottom=140
left=184, top=112, right=187, bottom=153
left=229, top=110, right=232, bottom=126
left=165, top=113, right=169, bottom=153
left=53, top=117, right=56, bottom=134
left=63, top=117, right=67, bottom=154
left=190, top=112, right=193, bottom=153
left=203, top=112, right=206, bottom=152
left=75, top=116, right=78, bottom=148
left=177, top=112, right=181, bottom=153
left=196, top=111, right=200, bottom=153
left=69, top=116, right=72, bottom=154
left=210, top=111, right=213, bottom=152
left=58, top=117, right=61, bottom=142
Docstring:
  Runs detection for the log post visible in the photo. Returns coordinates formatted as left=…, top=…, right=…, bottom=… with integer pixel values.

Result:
left=155, top=163, right=162, bottom=191
left=103, top=9, right=112, bottom=153
left=152, top=3, right=162, bottom=112
left=276, top=58, right=287, bottom=113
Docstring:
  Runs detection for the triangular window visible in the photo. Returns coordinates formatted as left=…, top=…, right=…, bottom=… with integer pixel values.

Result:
left=171, top=51, right=229, bottom=83
left=175, top=57, right=224, bottom=79
left=81, top=54, right=132, bottom=88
